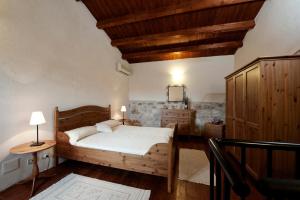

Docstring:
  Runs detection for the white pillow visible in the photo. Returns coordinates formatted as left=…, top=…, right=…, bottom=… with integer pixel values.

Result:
left=96, top=119, right=122, bottom=128
left=95, top=120, right=121, bottom=133
left=65, top=126, right=97, bottom=145
left=96, top=123, right=113, bottom=133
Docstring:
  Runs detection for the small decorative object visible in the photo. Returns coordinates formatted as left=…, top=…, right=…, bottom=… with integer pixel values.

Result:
left=167, top=85, right=185, bottom=102
left=121, top=105, right=126, bottom=125
left=211, top=117, right=223, bottom=125
left=30, top=111, right=46, bottom=146
left=184, top=97, right=189, bottom=109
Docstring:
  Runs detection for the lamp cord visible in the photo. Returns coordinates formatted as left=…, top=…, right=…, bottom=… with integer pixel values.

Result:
left=47, top=156, right=50, bottom=170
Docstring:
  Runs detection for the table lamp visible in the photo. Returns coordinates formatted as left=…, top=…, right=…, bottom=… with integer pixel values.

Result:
left=30, top=111, right=46, bottom=146
left=121, top=106, right=126, bottom=125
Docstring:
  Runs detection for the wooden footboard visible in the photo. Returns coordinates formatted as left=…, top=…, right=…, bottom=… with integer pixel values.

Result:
left=55, top=106, right=177, bottom=193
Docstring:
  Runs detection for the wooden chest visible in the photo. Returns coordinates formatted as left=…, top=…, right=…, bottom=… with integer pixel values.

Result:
left=203, top=122, right=225, bottom=138
left=161, top=109, right=196, bottom=135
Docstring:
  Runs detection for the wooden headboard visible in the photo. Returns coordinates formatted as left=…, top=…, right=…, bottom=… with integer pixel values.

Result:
left=55, top=105, right=111, bottom=132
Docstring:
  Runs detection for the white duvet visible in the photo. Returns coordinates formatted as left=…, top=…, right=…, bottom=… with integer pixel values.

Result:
left=72, top=125, right=173, bottom=156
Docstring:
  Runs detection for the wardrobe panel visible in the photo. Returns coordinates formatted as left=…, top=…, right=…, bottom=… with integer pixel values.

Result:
left=226, top=77, right=234, bottom=118
left=235, top=73, right=244, bottom=120
left=245, top=66, right=260, bottom=125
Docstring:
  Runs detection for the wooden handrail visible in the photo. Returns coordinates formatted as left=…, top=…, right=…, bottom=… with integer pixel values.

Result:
left=209, top=138, right=250, bottom=199
left=216, top=138, right=300, bottom=151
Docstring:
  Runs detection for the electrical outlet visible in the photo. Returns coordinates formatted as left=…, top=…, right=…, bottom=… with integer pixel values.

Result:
left=42, top=153, right=49, bottom=159
left=27, top=159, right=33, bottom=165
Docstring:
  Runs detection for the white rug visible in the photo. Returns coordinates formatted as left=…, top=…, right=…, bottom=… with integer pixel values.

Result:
left=30, top=173, right=151, bottom=200
left=178, top=148, right=215, bottom=185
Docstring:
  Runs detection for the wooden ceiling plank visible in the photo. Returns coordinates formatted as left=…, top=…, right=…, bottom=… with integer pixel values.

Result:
left=97, top=0, right=263, bottom=28
left=123, top=41, right=242, bottom=59
left=112, top=20, right=254, bottom=47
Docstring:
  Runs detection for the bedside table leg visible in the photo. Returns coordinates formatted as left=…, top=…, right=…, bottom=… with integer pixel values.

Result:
left=30, top=152, right=39, bottom=197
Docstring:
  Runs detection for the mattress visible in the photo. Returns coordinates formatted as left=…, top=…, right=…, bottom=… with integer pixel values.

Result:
left=72, top=125, right=173, bottom=156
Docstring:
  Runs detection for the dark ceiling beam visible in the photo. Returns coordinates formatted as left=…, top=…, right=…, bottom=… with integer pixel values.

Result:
left=123, top=41, right=243, bottom=60
left=117, top=32, right=240, bottom=50
left=97, top=0, right=262, bottom=28
left=127, top=48, right=237, bottom=63
left=113, top=21, right=254, bottom=47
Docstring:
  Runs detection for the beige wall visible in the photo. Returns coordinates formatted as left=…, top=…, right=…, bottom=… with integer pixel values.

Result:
left=0, top=0, right=128, bottom=190
left=235, top=0, right=300, bottom=69
left=129, top=56, right=234, bottom=102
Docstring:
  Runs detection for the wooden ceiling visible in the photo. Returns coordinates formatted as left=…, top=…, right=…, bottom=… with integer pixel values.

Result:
left=81, top=0, right=265, bottom=63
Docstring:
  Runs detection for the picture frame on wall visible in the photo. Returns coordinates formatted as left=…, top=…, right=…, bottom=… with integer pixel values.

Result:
left=167, top=85, right=185, bottom=102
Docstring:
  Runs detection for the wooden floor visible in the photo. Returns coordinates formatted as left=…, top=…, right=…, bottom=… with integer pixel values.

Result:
left=0, top=138, right=211, bottom=200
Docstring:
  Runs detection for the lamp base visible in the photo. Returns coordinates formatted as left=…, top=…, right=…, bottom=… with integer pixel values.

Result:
left=30, top=141, right=45, bottom=147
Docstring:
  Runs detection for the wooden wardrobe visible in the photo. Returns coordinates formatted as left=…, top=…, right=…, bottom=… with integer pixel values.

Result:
left=225, top=55, right=300, bottom=179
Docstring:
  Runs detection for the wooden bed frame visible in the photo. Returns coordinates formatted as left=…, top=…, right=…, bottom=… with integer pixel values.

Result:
left=54, top=105, right=176, bottom=193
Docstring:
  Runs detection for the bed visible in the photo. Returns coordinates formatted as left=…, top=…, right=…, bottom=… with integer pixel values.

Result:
left=54, top=105, right=176, bottom=193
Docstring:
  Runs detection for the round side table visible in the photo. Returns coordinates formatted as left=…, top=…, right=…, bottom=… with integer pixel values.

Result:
left=10, top=140, right=56, bottom=197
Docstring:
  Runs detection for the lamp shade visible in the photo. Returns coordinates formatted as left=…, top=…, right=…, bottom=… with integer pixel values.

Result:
left=121, top=106, right=126, bottom=112
left=30, top=111, right=46, bottom=125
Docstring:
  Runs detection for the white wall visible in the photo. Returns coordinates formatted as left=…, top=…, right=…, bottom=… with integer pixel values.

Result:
left=0, top=0, right=128, bottom=190
left=235, top=0, right=300, bottom=69
left=129, top=56, right=234, bottom=102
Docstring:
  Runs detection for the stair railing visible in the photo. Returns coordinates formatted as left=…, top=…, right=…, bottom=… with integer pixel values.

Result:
left=209, top=138, right=300, bottom=200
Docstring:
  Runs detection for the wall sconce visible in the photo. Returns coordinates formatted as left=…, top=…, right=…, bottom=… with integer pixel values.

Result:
left=171, top=68, right=184, bottom=85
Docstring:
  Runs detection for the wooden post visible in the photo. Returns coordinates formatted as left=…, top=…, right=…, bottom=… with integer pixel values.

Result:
left=54, top=107, right=59, bottom=167
left=30, top=152, right=39, bottom=197
left=167, top=123, right=177, bottom=193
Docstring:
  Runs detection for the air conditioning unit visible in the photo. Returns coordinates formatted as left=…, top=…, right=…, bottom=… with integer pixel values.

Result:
left=116, top=62, right=132, bottom=76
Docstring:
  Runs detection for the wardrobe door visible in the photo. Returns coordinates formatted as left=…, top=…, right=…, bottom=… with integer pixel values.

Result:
left=244, top=65, right=264, bottom=178
left=234, top=72, right=245, bottom=158
left=226, top=77, right=235, bottom=154
left=261, top=59, right=300, bottom=178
